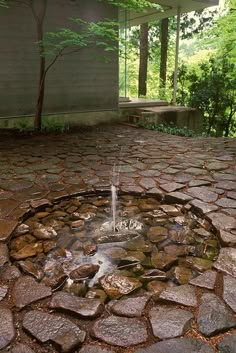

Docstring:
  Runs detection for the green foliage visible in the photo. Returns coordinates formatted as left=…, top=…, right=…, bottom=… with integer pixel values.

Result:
left=177, top=56, right=236, bottom=137
left=40, top=20, right=119, bottom=57
left=139, top=121, right=205, bottom=137
left=102, top=0, right=162, bottom=11
left=0, top=0, right=8, bottom=7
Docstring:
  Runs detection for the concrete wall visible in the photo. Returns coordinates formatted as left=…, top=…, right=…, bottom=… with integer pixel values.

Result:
left=0, top=0, right=118, bottom=120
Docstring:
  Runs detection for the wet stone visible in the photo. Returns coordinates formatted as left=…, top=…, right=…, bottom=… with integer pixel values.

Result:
left=0, top=308, right=15, bottom=350
left=223, top=275, right=236, bottom=313
left=0, top=243, right=9, bottom=267
left=50, top=291, right=103, bottom=318
left=217, top=334, right=236, bottom=353
left=169, top=266, right=193, bottom=285
left=197, top=293, right=236, bottom=337
left=69, top=264, right=99, bottom=281
left=100, top=273, right=141, bottom=299
left=190, top=270, right=217, bottom=289
left=11, top=343, right=35, bottom=353
left=149, top=307, right=194, bottom=339
left=79, top=345, right=114, bottom=353
left=133, top=337, right=215, bottom=353
left=151, top=252, right=177, bottom=270
left=0, top=285, right=8, bottom=301
left=0, top=219, right=18, bottom=241
left=92, top=315, right=148, bottom=347
left=159, top=204, right=180, bottom=216
left=18, top=260, right=43, bottom=280
left=180, top=256, right=213, bottom=272
left=23, top=310, right=86, bottom=352
left=14, top=223, right=29, bottom=236
left=110, top=295, right=149, bottom=317
left=159, top=284, right=197, bottom=307
left=32, top=224, right=57, bottom=240
left=13, top=276, right=52, bottom=309
left=213, top=248, right=236, bottom=277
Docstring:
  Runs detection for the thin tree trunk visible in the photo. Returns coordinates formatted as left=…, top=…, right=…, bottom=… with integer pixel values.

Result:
left=159, top=18, right=169, bottom=95
left=138, top=23, right=149, bottom=97
left=31, top=0, right=47, bottom=130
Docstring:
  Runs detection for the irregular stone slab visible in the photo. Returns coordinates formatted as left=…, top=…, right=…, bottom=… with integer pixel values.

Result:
left=100, top=273, right=141, bottom=299
left=159, top=284, right=197, bottom=307
left=13, top=276, right=52, bottom=309
left=50, top=291, right=103, bottom=318
left=139, top=177, right=157, bottom=190
left=189, top=180, right=211, bottom=187
left=187, top=187, right=218, bottom=203
left=1, top=265, right=21, bottom=280
left=218, top=230, right=236, bottom=246
left=0, top=219, right=18, bottom=241
left=149, top=307, right=194, bottom=339
left=120, top=185, right=144, bottom=194
left=190, top=270, right=217, bottom=289
left=0, top=308, right=15, bottom=350
left=217, top=334, right=236, bottom=353
left=160, top=182, right=185, bottom=193
left=92, top=315, right=148, bottom=347
left=206, top=161, right=228, bottom=171
left=23, top=310, right=86, bottom=352
left=133, top=337, right=214, bottom=353
left=207, top=212, right=236, bottom=231
left=18, top=260, right=43, bottom=280
left=228, top=191, right=236, bottom=200
left=213, top=248, right=236, bottom=277
left=110, top=296, right=149, bottom=317
left=11, top=343, right=35, bottom=353
left=79, top=345, right=114, bottom=353
left=165, top=192, right=193, bottom=204
left=0, top=243, right=9, bottom=267
left=190, top=199, right=218, bottom=214
left=217, top=181, right=236, bottom=190
left=216, top=198, right=236, bottom=208
left=0, top=285, right=8, bottom=301
left=197, top=293, right=236, bottom=336
left=223, top=275, right=236, bottom=313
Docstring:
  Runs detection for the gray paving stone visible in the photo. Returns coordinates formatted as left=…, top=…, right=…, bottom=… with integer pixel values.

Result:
left=213, top=247, right=236, bottom=277
left=197, top=293, right=236, bottom=336
left=190, top=199, right=218, bottom=214
left=133, top=338, right=214, bottom=353
left=187, top=187, right=218, bottom=203
left=92, top=315, right=148, bottom=347
left=11, top=343, right=35, bottom=353
left=217, top=333, right=236, bottom=353
left=50, top=291, right=103, bottom=318
left=190, top=270, right=217, bottom=289
left=207, top=212, right=236, bottom=231
left=23, top=310, right=86, bottom=352
left=0, top=308, right=15, bottom=350
left=223, top=275, right=236, bottom=313
left=110, top=295, right=149, bottom=317
left=149, top=307, right=194, bottom=339
left=159, top=284, right=197, bottom=307
left=79, top=345, right=114, bottom=353
left=13, top=276, right=52, bottom=309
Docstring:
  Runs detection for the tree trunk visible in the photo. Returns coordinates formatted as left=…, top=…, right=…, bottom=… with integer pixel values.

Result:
left=138, top=23, right=149, bottom=97
left=159, top=18, right=169, bottom=95
left=31, top=0, right=47, bottom=130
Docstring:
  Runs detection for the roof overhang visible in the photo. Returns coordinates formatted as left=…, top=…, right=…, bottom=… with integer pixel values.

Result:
left=120, top=0, right=219, bottom=26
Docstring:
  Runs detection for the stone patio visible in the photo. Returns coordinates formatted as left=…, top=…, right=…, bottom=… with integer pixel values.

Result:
left=0, top=124, right=236, bottom=353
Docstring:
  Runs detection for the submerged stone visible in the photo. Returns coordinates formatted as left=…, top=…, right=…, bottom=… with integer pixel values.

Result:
left=100, top=273, right=141, bottom=299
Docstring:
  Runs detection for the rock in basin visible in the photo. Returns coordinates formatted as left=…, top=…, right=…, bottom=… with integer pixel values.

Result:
left=23, top=310, right=86, bottom=352
left=100, top=273, right=141, bottom=299
left=92, top=315, right=148, bottom=347
left=50, top=291, right=103, bottom=318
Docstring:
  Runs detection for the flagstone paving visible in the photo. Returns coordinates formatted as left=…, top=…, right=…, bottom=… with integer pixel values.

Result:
left=0, top=124, right=236, bottom=353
